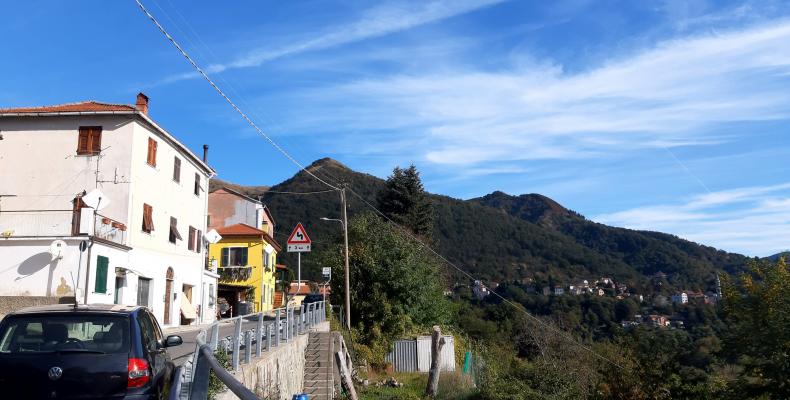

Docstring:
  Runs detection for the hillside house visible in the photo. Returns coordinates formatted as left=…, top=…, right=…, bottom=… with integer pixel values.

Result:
left=0, top=94, right=216, bottom=326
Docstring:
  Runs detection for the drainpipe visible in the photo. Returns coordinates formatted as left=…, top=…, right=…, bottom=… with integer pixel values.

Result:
left=83, top=239, right=93, bottom=305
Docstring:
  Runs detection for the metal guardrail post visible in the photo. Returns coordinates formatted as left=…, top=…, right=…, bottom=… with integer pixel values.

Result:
left=275, top=309, right=281, bottom=346
left=265, top=322, right=271, bottom=351
left=285, top=306, right=290, bottom=341
left=292, top=308, right=297, bottom=338
left=244, top=331, right=252, bottom=364
left=232, top=317, right=242, bottom=370
left=210, top=323, right=220, bottom=351
left=298, top=304, right=303, bottom=335
left=256, top=313, right=263, bottom=357
left=189, top=345, right=212, bottom=400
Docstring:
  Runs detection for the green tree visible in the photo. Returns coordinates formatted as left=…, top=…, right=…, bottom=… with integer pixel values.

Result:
left=721, top=257, right=790, bottom=399
left=321, top=212, right=452, bottom=365
left=376, top=165, right=434, bottom=238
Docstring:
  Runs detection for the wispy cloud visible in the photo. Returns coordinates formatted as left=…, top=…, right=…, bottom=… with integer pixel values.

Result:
left=292, top=19, right=790, bottom=166
left=159, top=0, right=506, bottom=84
left=595, top=182, right=790, bottom=256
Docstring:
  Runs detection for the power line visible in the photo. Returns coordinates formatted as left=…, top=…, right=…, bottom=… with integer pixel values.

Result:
left=344, top=186, right=624, bottom=369
left=134, top=0, right=340, bottom=192
left=263, top=189, right=340, bottom=195
left=135, top=0, right=620, bottom=369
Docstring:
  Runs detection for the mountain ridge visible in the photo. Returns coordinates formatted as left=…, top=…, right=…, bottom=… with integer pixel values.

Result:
left=216, top=158, right=749, bottom=292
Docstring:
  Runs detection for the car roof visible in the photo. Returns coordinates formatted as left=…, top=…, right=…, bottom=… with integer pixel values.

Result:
left=7, top=303, right=143, bottom=316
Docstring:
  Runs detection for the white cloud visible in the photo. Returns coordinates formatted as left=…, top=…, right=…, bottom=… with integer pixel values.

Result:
left=595, top=183, right=790, bottom=256
left=298, top=19, right=790, bottom=165
left=159, top=0, right=506, bottom=83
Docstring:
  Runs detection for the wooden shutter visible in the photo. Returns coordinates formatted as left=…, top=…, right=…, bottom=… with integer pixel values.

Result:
left=77, top=128, right=90, bottom=154
left=173, top=157, right=181, bottom=182
left=147, top=138, right=157, bottom=166
left=95, top=256, right=109, bottom=293
left=194, top=173, right=200, bottom=196
left=90, top=128, right=102, bottom=154
left=221, top=248, right=229, bottom=267
left=169, top=217, right=182, bottom=243
left=142, top=204, right=154, bottom=232
left=197, top=230, right=202, bottom=252
left=188, top=226, right=196, bottom=251
left=241, top=248, right=248, bottom=266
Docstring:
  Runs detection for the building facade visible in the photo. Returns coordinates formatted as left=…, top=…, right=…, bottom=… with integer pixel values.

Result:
left=208, top=187, right=280, bottom=316
left=0, top=94, right=217, bottom=327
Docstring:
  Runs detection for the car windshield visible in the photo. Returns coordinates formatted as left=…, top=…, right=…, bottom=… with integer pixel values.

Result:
left=0, top=315, right=130, bottom=354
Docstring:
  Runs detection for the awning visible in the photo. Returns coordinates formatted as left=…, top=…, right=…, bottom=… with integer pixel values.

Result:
left=180, top=293, right=197, bottom=320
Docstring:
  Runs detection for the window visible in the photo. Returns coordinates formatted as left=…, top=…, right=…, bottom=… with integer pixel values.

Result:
left=136, top=313, right=157, bottom=352
left=136, top=277, right=151, bottom=307
left=142, top=204, right=154, bottom=233
left=77, top=126, right=102, bottom=155
left=188, top=226, right=196, bottom=251
left=194, top=173, right=201, bottom=196
left=264, top=250, right=272, bottom=269
left=146, top=138, right=157, bottom=167
left=173, top=157, right=181, bottom=182
left=94, top=256, right=109, bottom=293
left=221, top=247, right=248, bottom=267
left=169, top=217, right=182, bottom=244
left=0, top=316, right=129, bottom=354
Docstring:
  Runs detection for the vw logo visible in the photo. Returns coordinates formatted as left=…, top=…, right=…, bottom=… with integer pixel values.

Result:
left=48, top=366, right=63, bottom=381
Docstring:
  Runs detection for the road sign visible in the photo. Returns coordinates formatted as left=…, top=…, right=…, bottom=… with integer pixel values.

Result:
left=287, top=223, right=311, bottom=252
left=322, top=267, right=331, bottom=278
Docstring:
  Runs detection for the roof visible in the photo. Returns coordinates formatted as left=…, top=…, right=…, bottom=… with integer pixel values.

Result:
left=217, top=223, right=267, bottom=236
left=0, top=96, right=214, bottom=176
left=276, top=264, right=288, bottom=270
left=210, top=186, right=261, bottom=205
left=0, top=101, right=136, bottom=113
left=216, top=223, right=282, bottom=251
left=8, top=303, right=141, bottom=316
left=288, top=283, right=312, bottom=295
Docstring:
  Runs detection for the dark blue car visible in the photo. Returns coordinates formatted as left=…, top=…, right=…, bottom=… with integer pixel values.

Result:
left=0, top=304, right=183, bottom=399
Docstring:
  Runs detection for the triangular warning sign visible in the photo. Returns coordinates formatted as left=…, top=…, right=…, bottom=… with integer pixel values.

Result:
left=287, top=223, right=311, bottom=244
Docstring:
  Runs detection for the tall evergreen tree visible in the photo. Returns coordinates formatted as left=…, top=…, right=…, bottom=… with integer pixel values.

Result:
left=377, top=164, right=434, bottom=238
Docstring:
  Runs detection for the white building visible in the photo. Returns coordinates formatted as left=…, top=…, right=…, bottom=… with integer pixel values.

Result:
left=0, top=93, right=218, bottom=327
left=671, top=292, right=689, bottom=304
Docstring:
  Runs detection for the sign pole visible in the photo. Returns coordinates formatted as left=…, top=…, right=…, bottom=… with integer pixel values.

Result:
left=297, top=252, right=301, bottom=291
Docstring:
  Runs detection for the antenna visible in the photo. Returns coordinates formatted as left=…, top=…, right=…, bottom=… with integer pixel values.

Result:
left=203, top=229, right=222, bottom=244
left=49, top=240, right=67, bottom=261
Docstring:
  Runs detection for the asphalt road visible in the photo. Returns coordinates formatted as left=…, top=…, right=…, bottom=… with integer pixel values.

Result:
left=166, top=313, right=292, bottom=365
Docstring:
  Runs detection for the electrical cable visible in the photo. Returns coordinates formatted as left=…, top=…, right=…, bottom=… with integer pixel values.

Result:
left=134, top=0, right=340, bottom=192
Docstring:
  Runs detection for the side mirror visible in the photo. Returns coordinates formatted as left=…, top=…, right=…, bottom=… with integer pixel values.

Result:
left=164, top=335, right=183, bottom=347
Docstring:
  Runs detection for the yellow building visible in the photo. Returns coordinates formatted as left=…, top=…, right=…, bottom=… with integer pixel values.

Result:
left=209, top=223, right=281, bottom=316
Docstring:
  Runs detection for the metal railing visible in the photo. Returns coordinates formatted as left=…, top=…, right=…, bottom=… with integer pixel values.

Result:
left=94, top=213, right=127, bottom=245
left=170, top=300, right=328, bottom=400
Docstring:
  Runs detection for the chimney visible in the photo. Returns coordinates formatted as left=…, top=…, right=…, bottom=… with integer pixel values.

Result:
left=202, top=144, right=209, bottom=163
left=135, top=92, right=149, bottom=115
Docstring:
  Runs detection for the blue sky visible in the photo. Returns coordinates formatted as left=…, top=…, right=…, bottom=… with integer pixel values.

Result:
left=2, top=0, right=789, bottom=256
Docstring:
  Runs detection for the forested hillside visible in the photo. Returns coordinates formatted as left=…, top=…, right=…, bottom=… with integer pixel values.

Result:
left=215, top=158, right=749, bottom=292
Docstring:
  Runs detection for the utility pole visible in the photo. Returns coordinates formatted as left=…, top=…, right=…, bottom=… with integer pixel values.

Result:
left=341, top=187, right=351, bottom=330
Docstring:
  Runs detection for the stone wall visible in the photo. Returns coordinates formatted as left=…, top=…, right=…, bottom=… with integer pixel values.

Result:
left=218, top=321, right=330, bottom=400
left=0, top=295, right=76, bottom=320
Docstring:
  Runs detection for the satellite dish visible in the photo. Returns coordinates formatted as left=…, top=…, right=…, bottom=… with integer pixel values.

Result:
left=204, top=229, right=222, bottom=244
left=49, top=240, right=68, bottom=260
left=82, top=189, right=110, bottom=211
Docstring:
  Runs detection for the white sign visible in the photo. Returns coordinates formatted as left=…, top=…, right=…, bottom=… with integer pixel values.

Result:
left=322, top=267, right=331, bottom=278
left=287, top=223, right=312, bottom=252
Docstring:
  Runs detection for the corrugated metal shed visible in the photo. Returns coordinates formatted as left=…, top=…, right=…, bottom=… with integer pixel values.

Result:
left=385, top=340, right=417, bottom=372
left=386, top=335, right=455, bottom=373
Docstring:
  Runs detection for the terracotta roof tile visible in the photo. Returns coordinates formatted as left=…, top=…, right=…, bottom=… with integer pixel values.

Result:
left=216, top=223, right=266, bottom=236
left=0, top=101, right=136, bottom=113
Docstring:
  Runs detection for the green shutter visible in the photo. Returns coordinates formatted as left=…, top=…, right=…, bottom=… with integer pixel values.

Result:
left=221, top=248, right=229, bottom=267
left=241, top=248, right=248, bottom=266
left=95, top=256, right=109, bottom=293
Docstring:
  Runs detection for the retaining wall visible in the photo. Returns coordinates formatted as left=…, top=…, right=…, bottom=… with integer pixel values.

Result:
left=218, top=321, right=330, bottom=400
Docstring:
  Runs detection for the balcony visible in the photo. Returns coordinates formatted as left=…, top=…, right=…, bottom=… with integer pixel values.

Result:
left=0, top=210, right=74, bottom=237
left=0, top=209, right=127, bottom=246
left=94, top=213, right=127, bottom=246
left=218, top=266, right=252, bottom=282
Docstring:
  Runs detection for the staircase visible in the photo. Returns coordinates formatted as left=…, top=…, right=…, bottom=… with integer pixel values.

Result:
left=303, top=331, right=334, bottom=400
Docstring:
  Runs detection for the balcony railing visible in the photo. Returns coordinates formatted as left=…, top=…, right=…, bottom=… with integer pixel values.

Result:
left=218, top=266, right=252, bottom=282
left=94, top=213, right=127, bottom=246
left=0, top=210, right=74, bottom=237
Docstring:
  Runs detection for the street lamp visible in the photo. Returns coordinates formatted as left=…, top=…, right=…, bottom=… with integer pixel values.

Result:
left=320, top=188, right=350, bottom=330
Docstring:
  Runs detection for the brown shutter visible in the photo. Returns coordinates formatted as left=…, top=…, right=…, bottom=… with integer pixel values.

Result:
left=90, top=128, right=102, bottom=154
left=142, top=204, right=154, bottom=232
left=77, top=128, right=90, bottom=154
left=188, top=227, right=196, bottom=251
left=197, top=230, right=202, bottom=252
left=147, top=138, right=157, bottom=166
left=173, top=157, right=181, bottom=182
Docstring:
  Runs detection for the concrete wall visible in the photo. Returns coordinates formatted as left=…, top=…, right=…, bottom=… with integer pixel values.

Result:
left=218, top=321, right=330, bottom=400
left=0, top=295, right=75, bottom=320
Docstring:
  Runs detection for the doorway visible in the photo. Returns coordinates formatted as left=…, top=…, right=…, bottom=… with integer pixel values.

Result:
left=181, top=284, right=193, bottom=325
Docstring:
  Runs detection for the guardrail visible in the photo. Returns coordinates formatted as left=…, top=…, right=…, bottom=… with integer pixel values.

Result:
left=170, top=300, right=328, bottom=400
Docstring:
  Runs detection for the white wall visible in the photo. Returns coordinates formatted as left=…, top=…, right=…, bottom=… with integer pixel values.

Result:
left=0, top=116, right=135, bottom=224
